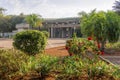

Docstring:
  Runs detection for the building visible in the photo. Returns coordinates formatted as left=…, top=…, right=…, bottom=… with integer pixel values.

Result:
left=43, top=17, right=81, bottom=38
left=15, top=17, right=81, bottom=38
left=16, top=23, right=29, bottom=32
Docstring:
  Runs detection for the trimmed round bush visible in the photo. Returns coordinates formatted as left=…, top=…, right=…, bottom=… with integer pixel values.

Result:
left=42, top=31, right=49, bottom=39
left=13, top=30, right=47, bottom=55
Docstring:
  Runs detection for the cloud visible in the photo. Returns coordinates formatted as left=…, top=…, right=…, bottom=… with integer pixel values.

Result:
left=0, top=0, right=116, bottom=18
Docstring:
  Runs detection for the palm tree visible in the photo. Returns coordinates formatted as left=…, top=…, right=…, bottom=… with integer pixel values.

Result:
left=0, top=7, right=6, bottom=14
left=25, top=14, right=43, bottom=29
left=113, top=0, right=120, bottom=14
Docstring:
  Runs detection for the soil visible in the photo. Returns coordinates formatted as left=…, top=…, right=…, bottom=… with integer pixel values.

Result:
left=45, top=46, right=69, bottom=57
left=45, top=46, right=120, bottom=57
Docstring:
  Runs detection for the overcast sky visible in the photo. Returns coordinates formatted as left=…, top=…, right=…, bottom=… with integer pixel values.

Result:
left=0, top=0, right=116, bottom=18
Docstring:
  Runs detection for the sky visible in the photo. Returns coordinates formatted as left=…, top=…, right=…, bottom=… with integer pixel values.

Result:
left=0, top=0, right=116, bottom=18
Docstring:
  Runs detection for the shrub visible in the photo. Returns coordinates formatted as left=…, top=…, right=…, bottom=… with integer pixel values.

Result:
left=87, top=61, right=113, bottom=79
left=42, top=31, right=49, bottom=39
left=53, top=55, right=116, bottom=80
left=66, top=38, right=100, bottom=56
left=0, top=48, right=58, bottom=79
left=13, top=30, right=47, bottom=55
left=106, top=42, right=120, bottom=49
left=0, top=49, right=29, bottom=79
left=34, top=54, right=59, bottom=78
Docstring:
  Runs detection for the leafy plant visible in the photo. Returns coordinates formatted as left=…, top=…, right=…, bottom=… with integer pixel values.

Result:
left=80, top=10, right=120, bottom=52
left=35, top=54, right=59, bottom=78
left=112, top=66, right=120, bottom=79
left=13, top=30, right=47, bottom=55
left=66, top=38, right=100, bottom=56
left=87, top=61, right=113, bottom=79
left=0, top=49, right=29, bottom=79
left=106, top=42, right=120, bottom=49
left=42, top=31, right=49, bottom=39
left=54, top=56, right=86, bottom=79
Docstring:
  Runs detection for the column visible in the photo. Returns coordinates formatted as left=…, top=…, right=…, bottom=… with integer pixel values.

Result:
left=51, top=27, right=53, bottom=38
left=61, top=28, right=63, bottom=38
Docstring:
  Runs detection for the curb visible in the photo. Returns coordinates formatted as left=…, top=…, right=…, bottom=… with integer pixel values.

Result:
left=99, top=56, right=115, bottom=66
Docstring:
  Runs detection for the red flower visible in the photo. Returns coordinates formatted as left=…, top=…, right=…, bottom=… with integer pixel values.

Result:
left=69, top=53, right=73, bottom=56
left=88, top=37, right=92, bottom=40
left=65, top=46, right=69, bottom=50
left=97, top=43, right=100, bottom=48
left=101, top=51, right=104, bottom=55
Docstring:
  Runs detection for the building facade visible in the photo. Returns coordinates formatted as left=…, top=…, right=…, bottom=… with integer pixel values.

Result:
left=15, top=17, right=81, bottom=38
left=42, top=17, right=81, bottom=38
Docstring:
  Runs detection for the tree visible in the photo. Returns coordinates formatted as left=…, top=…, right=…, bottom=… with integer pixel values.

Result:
left=0, top=15, right=11, bottom=32
left=25, top=14, right=43, bottom=29
left=80, top=9, right=96, bottom=37
left=106, top=11, right=120, bottom=43
left=113, top=0, right=120, bottom=14
left=80, top=10, right=120, bottom=52
left=0, top=7, right=6, bottom=15
left=9, top=14, right=26, bottom=31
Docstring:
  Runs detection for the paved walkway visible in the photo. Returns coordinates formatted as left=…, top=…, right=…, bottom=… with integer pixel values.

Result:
left=0, top=38, right=67, bottom=49
left=101, top=56, right=120, bottom=65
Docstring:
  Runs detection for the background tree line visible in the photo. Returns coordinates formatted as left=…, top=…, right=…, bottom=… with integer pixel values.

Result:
left=0, top=7, right=43, bottom=34
left=0, top=0, right=120, bottom=35
left=0, top=8, right=26, bottom=33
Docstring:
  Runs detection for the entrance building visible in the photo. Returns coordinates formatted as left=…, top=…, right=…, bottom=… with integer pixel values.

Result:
left=43, top=17, right=80, bottom=38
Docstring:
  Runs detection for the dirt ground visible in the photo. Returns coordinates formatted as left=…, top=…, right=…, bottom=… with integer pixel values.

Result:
left=45, top=46, right=69, bottom=57
left=45, top=46, right=120, bottom=57
left=45, top=46, right=120, bottom=65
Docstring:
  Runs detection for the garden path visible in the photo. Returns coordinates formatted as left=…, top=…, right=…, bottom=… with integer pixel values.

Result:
left=101, top=56, right=120, bottom=65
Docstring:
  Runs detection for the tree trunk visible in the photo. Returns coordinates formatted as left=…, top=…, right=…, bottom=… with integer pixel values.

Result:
left=39, top=26, right=40, bottom=31
left=100, top=41, right=105, bottom=52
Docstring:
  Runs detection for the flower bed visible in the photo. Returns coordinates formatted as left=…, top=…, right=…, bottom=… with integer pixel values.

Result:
left=0, top=48, right=120, bottom=79
left=65, top=38, right=101, bottom=57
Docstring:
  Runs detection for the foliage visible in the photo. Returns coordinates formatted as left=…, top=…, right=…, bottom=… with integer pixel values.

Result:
left=52, top=55, right=117, bottom=80
left=0, top=14, right=26, bottom=34
left=0, top=48, right=120, bottom=79
left=25, top=14, right=43, bottom=29
left=66, top=38, right=100, bottom=56
left=106, top=42, right=120, bottom=49
left=0, top=49, right=29, bottom=79
left=13, top=30, right=47, bottom=55
left=0, top=7, right=6, bottom=15
left=42, top=31, right=49, bottom=39
left=87, top=60, right=113, bottom=79
left=106, top=11, right=120, bottom=43
left=55, top=56, right=87, bottom=79
left=80, top=10, right=120, bottom=51
left=113, top=0, right=120, bottom=14
left=35, top=54, right=59, bottom=77
left=0, top=15, right=12, bottom=33
left=112, top=66, right=120, bottom=79
left=9, top=15, right=26, bottom=31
